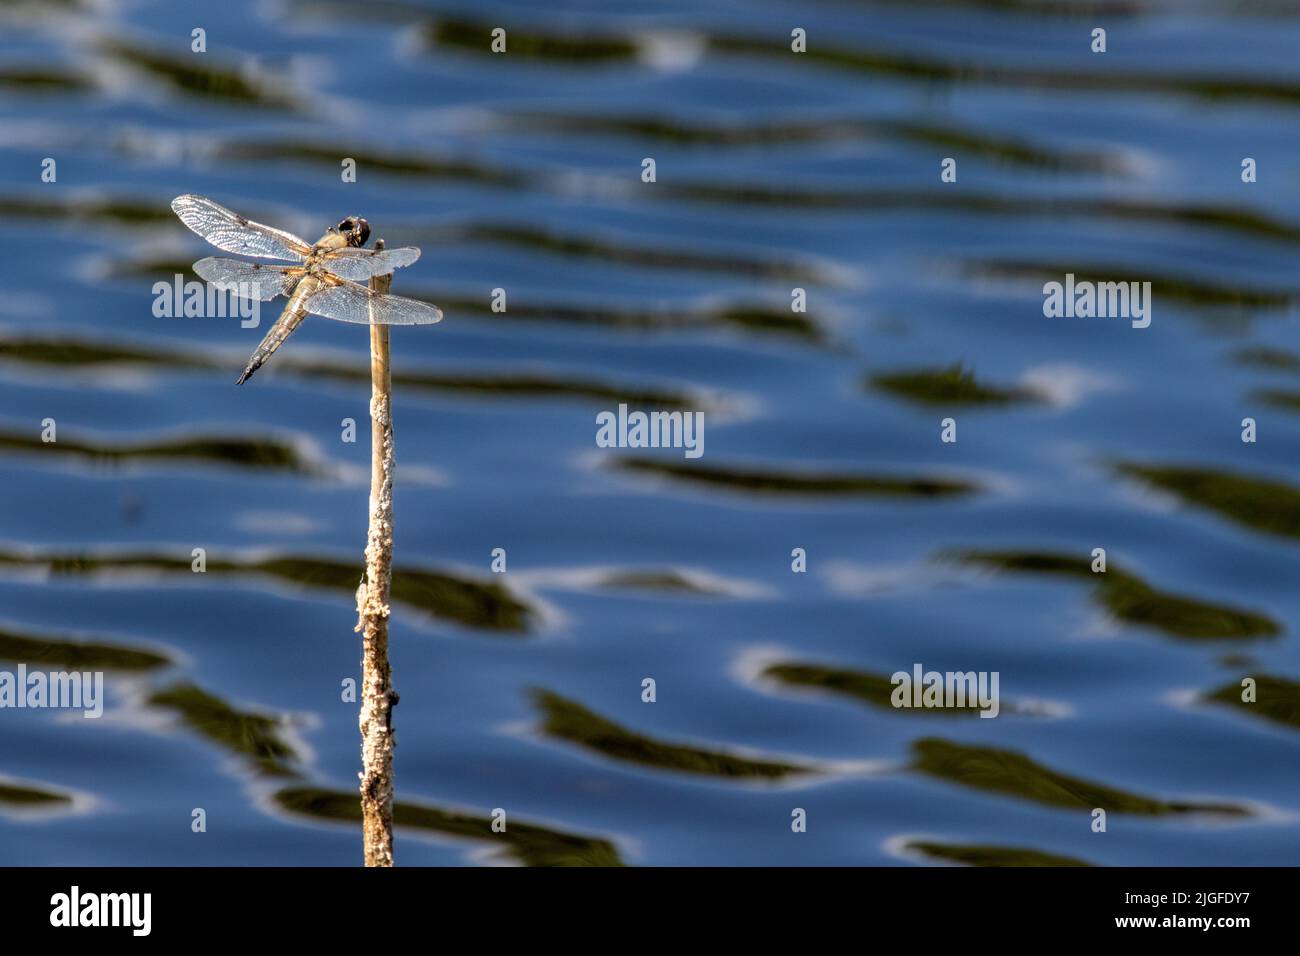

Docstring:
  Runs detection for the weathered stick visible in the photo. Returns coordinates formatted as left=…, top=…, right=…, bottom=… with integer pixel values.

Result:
left=355, top=239, right=397, bottom=867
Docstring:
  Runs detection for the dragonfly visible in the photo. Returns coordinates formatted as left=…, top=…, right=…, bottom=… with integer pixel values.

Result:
left=170, top=194, right=442, bottom=384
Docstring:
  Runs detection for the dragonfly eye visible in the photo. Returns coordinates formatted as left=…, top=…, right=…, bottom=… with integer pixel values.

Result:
left=352, top=218, right=370, bottom=247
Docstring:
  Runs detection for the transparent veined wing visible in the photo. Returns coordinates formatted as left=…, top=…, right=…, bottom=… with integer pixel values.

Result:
left=303, top=278, right=443, bottom=326
left=192, top=257, right=303, bottom=300
left=318, top=246, right=421, bottom=282
left=171, top=194, right=312, bottom=261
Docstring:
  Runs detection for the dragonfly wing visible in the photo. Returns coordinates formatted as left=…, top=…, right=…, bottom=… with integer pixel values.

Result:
left=318, top=246, right=422, bottom=281
left=171, top=194, right=312, bottom=261
left=192, top=257, right=302, bottom=300
left=302, top=278, right=443, bottom=326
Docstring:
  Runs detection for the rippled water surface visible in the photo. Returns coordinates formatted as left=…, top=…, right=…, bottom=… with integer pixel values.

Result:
left=2, top=0, right=1300, bottom=866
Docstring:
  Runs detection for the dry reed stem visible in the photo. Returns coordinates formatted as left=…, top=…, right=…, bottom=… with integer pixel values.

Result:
left=355, top=241, right=397, bottom=867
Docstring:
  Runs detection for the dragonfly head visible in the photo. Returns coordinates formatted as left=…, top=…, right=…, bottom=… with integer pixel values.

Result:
left=333, top=216, right=371, bottom=247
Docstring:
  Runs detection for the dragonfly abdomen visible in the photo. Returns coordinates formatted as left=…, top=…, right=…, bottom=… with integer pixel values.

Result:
left=235, top=277, right=320, bottom=385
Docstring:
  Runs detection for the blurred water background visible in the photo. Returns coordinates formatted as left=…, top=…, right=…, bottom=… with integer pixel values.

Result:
left=2, top=0, right=1300, bottom=866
